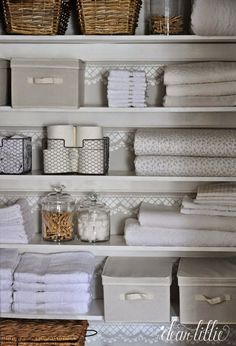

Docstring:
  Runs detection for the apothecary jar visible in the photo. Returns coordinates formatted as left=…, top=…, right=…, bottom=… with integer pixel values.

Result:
left=40, top=185, right=75, bottom=242
left=77, top=193, right=110, bottom=243
left=150, top=0, right=188, bottom=35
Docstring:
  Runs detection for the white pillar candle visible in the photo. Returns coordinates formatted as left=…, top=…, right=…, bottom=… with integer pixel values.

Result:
left=47, top=125, right=76, bottom=147
left=76, top=126, right=103, bottom=147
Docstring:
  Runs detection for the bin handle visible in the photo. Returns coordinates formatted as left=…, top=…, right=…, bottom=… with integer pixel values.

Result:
left=195, top=294, right=231, bottom=305
left=28, top=77, right=63, bottom=85
left=120, top=292, right=154, bottom=301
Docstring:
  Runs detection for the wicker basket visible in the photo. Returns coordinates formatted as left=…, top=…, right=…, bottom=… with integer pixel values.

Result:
left=77, top=0, right=142, bottom=35
left=1, top=0, right=71, bottom=35
left=0, top=319, right=88, bottom=346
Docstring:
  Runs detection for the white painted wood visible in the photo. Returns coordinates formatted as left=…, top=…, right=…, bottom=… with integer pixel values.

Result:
left=0, top=171, right=235, bottom=193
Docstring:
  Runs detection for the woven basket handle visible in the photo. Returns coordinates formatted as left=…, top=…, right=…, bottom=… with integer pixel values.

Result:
left=195, top=294, right=231, bottom=305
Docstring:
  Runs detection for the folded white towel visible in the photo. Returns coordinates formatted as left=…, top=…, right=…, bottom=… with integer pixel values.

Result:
left=191, top=0, right=236, bottom=36
left=163, top=95, right=236, bottom=107
left=109, top=103, right=146, bottom=108
left=13, top=291, right=91, bottom=304
left=0, top=290, right=12, bottom=303
left=197, top=183, right=236, bottom=197
left=138, top=202, right=236, bottom=232
left=14, top=252, right=95, bottom=284
left=0, top=249, right=20, bottom=281
left=12, top=301, right=90, bottom=314
left=135, top=155, right=236, bottom=177
left=181, top=196, right=236, bottom=217
left=124, top=218, right=236, bottom=247
left=194, top=199, right=236, bottom=206
left=182, top=196, right=236, bottom=212
left=109, top=70, right=146, bottom=78
left=13, top=281, right=90, bottom=292
left=164, top=62, right=236, bottom=85
left=166, top=81, right=236, bottom=97
left=0, top=303, right=12, bottom=313
left=0, top=227, right=28, bottom=243
left=134, top=128, right=236, bottom=157
left=0, top=279, right=12, bottom=290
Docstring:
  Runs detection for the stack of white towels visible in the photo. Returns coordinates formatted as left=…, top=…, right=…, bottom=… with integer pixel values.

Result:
left=163, top=62, right=236, bottom=107
left=107, top=70, right=147, bottom=108
left=125, top=191, right=236, bottom=247
left=0, top=199, right=35, bottom=243
left=134, top=128, right=236, bottom=177
left=13, top=251, right=95, bottom=314
left=0, top=249, right=20, bottom=313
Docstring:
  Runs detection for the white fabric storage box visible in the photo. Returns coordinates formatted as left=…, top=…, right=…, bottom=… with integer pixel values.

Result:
left=102, top=257, right=172, bottom=322
left=0, top=59, right=10, bottom=106
left=178, top=258, right=236, bottom=324
left=11, top=59, right=85, bottom=108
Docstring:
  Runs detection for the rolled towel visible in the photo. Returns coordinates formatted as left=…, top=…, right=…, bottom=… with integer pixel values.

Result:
left=166, top=81, right=236, bottom=97
left=164, top=62, right=236, bottom=85
left=13, top=291, right=91, bottom=304
left=13, top=281, right=90, bottom=292
left=14, top=252, right=95, bottom=284
left=124, top=218, right=236, bottom=247
left=191, top=0, right=236, bottom=36
left=138, top=202, right=236, bottom=232
left=0, top=249, right=20, bottom=281
left=135, top=155, right=236, bottom=177
left=163, top=95, right=236, bottom=107
left=12, top=301, right=90, bottom=314
left=181, top=196, right=236, bottom=217
left=134, top=128, right=236, bottom=157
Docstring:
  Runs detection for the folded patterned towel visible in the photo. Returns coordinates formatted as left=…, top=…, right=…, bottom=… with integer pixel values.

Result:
left=13, top=281, right=90, bottom=292
left=0, top=249, right=20, bottom=281
left=134, top=128, right=236, bottom=157
left=191, top=0, right=236, bottom=36
left=13, top=291, right=91, bottom=304
left=164, top=62, right=236, bottom=85
left=166, top=81, right=236, bottom=97
left=182, top=196, right=236, bottom=212
left=181, top=197, right=236, bottom=217
left=124, top=218, right=236, bottom=247
left=138, top=202, right=236, bottom=232
left=14, top=252, right=95, bottom=284
left=197, top=183, right=236, bottom=197
left=135, top=155, right=236, bottom=177
left=12, top=301, right=90, bottom=314
left=163, top=95, right=236, bottom=107
left=194, top=199, right=236, bottom=206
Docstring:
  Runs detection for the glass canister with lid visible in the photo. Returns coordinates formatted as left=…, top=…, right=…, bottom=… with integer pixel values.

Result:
left=40, top=185, right=75, bottom=242
left=77, top=193, right=110, bottom=243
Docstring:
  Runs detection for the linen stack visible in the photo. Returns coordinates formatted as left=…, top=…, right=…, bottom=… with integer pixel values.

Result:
left=13, top=251, right=95, bottom=314
left=181, top=183, right=236, bottom=217
left=107, top=70, right=147, bottom=107
left=124, top=202, right=236, bottom=247
left=0, top=249, right=20, bottom=313
left=134, top=128, right=236, bottom=176
left=0, top=199, right=35, bottom=243
left=163, top=62, right=236, bottom=107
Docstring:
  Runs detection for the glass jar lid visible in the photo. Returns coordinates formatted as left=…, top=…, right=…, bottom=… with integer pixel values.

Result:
left=79, top=193, right=107, bottom=210
left=40, top=185, right=75, bottom=206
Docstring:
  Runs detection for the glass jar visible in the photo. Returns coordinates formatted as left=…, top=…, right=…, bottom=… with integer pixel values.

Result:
left=150, top=0, right=187, bottom=35
left=77, top=193, right=110, bottom=243
left=40, top=185, right=75, bottom=242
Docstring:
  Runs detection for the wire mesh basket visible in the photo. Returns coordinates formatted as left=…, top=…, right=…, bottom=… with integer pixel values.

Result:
left=1, top=0, right=71, bottom=35
left=43, top=137, right=109, bottom=175
left=76, top=0, right=142, bottom=35
left=0, top=319, right=88, bottom=346
left=0, top=137, right=32, bottom=174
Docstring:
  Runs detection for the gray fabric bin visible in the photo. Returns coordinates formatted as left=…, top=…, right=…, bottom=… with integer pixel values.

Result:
left=0, top=59, right=10, bottom=106
left=11, top=59, right=85, bottom=108
left=178, top=258, right=236, bottom=324
left=102, top=257, right=172, bottom=322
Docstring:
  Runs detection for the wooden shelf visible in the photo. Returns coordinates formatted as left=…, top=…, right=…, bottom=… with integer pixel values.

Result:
left=0, top=171, right=235, bottom=193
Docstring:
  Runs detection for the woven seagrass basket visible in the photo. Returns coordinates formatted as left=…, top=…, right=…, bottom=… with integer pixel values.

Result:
left=1, top=0, right=71, bottom=35
left=76, top=0, right=142, bottom=35
left=0, top=319, right=88, bottom=346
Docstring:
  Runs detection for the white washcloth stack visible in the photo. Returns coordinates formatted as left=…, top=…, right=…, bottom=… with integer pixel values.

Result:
left=107, top=70, right=147, bottom=108
left=163, top=62, right=236, bottom=107
left=124, top=201, right=236, bottom=247
left=181, top=183, right=236, bottom=216
left=0, top=249, right=20, bottom=313
left=13, top=251, right=96, bottom=314
left=0, top=199, right=35, bottom=244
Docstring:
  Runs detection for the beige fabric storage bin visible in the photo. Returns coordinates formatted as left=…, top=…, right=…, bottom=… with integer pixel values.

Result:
left=178, top=258, right=236, bottom=324
left=0, top=59, right=10, bottom=106
left=102, top=257, right=172, bottom=322
left=11, top=59, right=85, bottom=108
